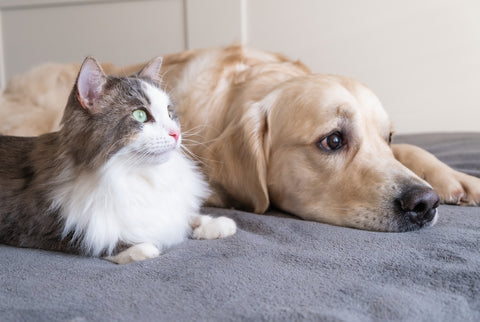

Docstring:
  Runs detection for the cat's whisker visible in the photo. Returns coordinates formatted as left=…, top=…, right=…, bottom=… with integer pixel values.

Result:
left=182, top=123, right=219, bottom=135
left=180, top=146, right=206, bottom=166
left=181, top=132, right=207, bottom=142
left=181, top=125, right=206, bottom=135
left=181, top=140, right=222, bottom=157
left=181, top=129, right=223, bottom=147
left=182, top=137, right=223, bottom=149
left=180, top=138, right=209, bottom=148
left=180, top=145, right=221, bottom=166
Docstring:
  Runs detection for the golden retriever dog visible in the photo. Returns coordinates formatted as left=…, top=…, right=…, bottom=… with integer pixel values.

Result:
left=1, top=45, right=479, bottom=232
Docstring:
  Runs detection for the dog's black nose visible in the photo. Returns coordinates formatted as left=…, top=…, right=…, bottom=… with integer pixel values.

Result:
left=398, top=186, right=440, bottom=226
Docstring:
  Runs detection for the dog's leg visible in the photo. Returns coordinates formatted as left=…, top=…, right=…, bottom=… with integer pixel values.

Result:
left=190, top=215, right=237, bottom=239
left=105, top=243, right=160, bottom=264
left=393, top=144, right=480, bottom=206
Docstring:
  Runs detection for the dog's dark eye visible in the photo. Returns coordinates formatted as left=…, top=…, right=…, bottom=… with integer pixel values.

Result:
left=317, top=131, right=344, bottom=151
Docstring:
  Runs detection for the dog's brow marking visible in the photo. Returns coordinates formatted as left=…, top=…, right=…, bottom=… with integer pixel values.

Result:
left=334, top=105, right=353, bottom=120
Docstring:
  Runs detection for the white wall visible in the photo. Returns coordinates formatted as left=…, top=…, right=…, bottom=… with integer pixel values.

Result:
left=0, top=0, right=186, bottom=79
left=0, top=0, right=479, bottom=133
left=185, top=0, right=245, bottom=49
left=247, top=0, right=480, bottom=134
left=0, top=10, right=4, bottom=90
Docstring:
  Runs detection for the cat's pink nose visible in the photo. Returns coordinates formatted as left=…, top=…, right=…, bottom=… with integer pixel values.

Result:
left=169, top=129, right=180, bottom=142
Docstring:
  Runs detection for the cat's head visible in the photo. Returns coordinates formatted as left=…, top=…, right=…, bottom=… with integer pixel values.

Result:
left=61, top=56, right=181, bottom=168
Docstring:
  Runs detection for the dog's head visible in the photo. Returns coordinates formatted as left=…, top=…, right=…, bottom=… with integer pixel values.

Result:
left=207, top=74, right=439, bottom=232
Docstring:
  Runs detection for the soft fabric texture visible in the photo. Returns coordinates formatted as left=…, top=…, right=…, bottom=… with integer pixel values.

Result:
left=1, top=132, right=479, bottom=321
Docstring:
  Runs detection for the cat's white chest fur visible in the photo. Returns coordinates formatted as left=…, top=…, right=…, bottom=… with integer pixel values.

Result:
left=54, top=151, right=209, bottom=256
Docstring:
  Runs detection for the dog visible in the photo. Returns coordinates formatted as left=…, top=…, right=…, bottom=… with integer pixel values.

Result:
left=1, top=45, right=479, bottom=232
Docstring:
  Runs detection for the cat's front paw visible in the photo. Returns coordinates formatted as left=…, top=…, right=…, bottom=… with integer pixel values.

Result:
left=105, top=242, right=160, bottom=265
left=191, top=215, right=237, bottom=240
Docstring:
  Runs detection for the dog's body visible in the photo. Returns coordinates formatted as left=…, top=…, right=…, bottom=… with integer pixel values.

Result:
left=1, top=45, right=479, bottom=231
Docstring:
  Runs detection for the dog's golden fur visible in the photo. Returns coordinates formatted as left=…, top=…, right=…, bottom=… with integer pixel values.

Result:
left=1, top=45, right=479, bottom=231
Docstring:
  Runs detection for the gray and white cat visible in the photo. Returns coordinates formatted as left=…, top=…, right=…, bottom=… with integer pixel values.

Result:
left=0, top=56, right=236, bottom=264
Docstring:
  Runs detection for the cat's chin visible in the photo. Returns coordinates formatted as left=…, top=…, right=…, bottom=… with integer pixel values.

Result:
left=112, top=147, right=178, bottom=167
left=145, top=150, right=175, bottom=165
left=141, top=149, right=178, bottom=165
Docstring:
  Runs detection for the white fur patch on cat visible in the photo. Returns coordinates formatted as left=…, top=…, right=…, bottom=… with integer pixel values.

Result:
left=55, top=151, right=209, bottom=256
left=191, top=215, right=237, bottom=239
left=105, top=242, right=160, bottom=265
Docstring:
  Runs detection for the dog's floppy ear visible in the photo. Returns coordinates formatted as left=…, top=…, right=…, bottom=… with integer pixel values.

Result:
left=206, top=95, right=275, bottom=213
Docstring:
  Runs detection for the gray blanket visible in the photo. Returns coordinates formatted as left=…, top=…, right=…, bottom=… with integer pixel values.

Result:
left=1, top=133, right=479, bottom=321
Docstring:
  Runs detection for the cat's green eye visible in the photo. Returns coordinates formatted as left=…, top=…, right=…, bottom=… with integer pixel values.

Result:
left=133, top=109, right=148, bottom=123
left=167, top=105, right=174, bottom=119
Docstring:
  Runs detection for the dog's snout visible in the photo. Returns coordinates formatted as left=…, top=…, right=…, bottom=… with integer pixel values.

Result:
left=397, top=186, right=440, bottom=226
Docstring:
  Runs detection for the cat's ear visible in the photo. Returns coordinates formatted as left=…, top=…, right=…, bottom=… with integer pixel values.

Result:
left=137, top=56, right=163, bottom=83
left=76, top=56, right=107, bottom=113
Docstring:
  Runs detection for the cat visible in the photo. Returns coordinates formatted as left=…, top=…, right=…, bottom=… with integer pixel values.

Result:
left=0, top=56, right=236, bottom=264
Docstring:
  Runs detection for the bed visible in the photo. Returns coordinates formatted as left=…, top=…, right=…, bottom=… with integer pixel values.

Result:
left=1, top=132, right=479, bottom=321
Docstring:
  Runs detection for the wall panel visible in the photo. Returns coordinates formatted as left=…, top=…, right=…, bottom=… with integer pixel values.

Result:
left=1, top=0, right=186, bottom=80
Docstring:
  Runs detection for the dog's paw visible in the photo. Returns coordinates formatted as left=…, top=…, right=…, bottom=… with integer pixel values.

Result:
left=105, top=243, right=160, bottom=265
left=191, top=215, right=237, bottom=239
left=429, top=169, right=480, bottom=206
left=393, top=144, right=480, bottom=206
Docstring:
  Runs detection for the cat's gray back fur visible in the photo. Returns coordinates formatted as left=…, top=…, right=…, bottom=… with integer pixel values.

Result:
left=0, top=134, right=77, bottom=252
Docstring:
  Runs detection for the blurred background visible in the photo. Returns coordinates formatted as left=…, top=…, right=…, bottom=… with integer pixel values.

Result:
left=0, top=0, right=479, bottom=133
